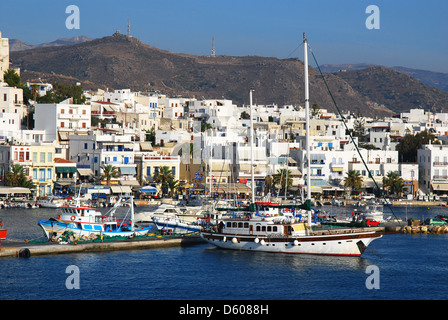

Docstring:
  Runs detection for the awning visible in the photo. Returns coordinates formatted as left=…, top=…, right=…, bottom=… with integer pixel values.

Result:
left=120, top=180, right=140, bottom=186
left=432, top=183, right=448, bottom=191
left=56, top=167, right=77, bottom=173
left=77, top=168, right=94, bottom=176
left=140, top=186, right=158, bottom=194
left=0, top=186, right=31, bottom=194
left=119, top=167, right=136, bottom=175
left=140, top=142, right=153, bottom=151
left=110, top=186, right=132, bottom=194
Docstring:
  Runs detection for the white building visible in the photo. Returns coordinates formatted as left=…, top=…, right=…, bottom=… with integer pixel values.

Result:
left=418, top=143, right=448, bottom=195
left=34, top=100, right=91, bottom=142
left=0, top=83, right=25, bottom=118
left=0, top=31, right=9, bottom=82
left=68, top=132, right=138, bottom=184
left=189, top=99, right=237, bottom=129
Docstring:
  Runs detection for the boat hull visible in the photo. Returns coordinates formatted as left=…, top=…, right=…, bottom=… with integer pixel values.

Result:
left=200, top=231, right=382, bottom=256
left=38, top=219, right=150, bottom=239
left=153, top=217, right=202, bottom=234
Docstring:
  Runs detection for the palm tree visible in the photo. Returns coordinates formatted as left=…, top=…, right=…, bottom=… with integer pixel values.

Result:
left=101, top=164, right=120, bottom=186
left=264, top=175, right=273, bottom=195
left=5, top=164, right=35, bottom=189
left=273, top=169, right=292, bottom=194
left=383, top=171, right=404, bottom=198
left=167, top=177, right=179, bottom=197
left=153, top=166, right=173, bottom=197
left=344, top=170, right=363, bottom=195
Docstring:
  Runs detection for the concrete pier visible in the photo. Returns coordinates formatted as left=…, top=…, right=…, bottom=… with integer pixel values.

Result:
left=0, top=235, right=205, bottom=258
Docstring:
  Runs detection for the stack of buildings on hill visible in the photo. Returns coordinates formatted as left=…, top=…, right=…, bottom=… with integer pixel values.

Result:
left=0, top=32, right=447, bottom=200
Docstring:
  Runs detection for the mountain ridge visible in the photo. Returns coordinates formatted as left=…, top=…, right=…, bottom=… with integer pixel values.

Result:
left=9, top=33, right=448, bottom=117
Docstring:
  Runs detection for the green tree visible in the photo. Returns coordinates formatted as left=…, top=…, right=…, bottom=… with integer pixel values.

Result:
left=240, top=111, right=250, bottom=120
left=5, top=164, right=35, bottom=189
left=264, top=175, right=273, bottom=195
left=100, top=164, right=121, bottom=186
left=153, top=166, right=174, bottom=197
left=396, top=130, right=440, bottom=162
left=383, top=171, right=404, bottom=198
left=344, top=170, right=363, bottom=194
left=167, top=177, right=179, bottom=197
left=273, top=169, right=292, bottom=194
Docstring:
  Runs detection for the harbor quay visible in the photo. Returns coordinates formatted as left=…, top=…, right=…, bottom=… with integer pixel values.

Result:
left=0, top=234, right=205, bottom=258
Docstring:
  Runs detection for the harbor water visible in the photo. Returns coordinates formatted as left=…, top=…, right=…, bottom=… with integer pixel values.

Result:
left=0, top=204, right=447, bottom=300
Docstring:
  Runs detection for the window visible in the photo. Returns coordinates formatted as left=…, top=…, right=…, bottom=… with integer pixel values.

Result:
left=40, top=152, right=45, bottom=163
left=39, top=169, right=45, bottom=181
left=171, top=166, right=176, bottom=176
left=47, top=169, right=52, bottom=181
left=84, top=143, right=88, bottom=149
left=33, top=152, right=37, bottom=162
left=33, top=169, right=37, bottom=180
left=146, top=166, right=151, bottom=177
left=47, top=152, right=52, bottom=162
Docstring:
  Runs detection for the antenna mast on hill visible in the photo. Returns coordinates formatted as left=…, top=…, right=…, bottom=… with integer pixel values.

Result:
left=127, top=19, right=131, bottom=37
left=211, top=37, right=215, bottom=57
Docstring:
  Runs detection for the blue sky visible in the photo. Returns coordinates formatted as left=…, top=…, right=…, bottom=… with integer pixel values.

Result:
left=1, top=0, right=447, bottom=72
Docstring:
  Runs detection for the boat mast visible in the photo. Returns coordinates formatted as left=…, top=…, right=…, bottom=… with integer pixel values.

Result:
left=303, top=33, right=312, bottom=226
left=249, top=89, right=255, bottom=206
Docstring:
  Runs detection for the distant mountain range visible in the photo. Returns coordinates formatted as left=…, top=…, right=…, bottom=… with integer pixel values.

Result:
left=321, top=63, right=448, bottom=93
left=9, top=33, right=448, bottom=117
left=9, top=36, right=92, bottom=51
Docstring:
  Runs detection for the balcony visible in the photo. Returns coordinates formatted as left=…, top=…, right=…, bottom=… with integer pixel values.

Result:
left=433, top=175, right=448, bottom=180
left=433, top=162, right=448, bottom=166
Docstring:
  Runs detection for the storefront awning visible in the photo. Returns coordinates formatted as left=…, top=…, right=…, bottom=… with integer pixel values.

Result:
left=432, top=183, right=448, bottom=191
left=56, top=167, right=78, bottom=173
left=110, top=186, right=132, bottom=194
left=77, top=168, right=94, bottom=176
left=120, top=167, right=136, bottom=175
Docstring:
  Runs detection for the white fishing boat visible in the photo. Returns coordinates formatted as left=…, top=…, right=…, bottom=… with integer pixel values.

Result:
left=152, top=216, right=203, bottom=234
left=38, top=195, right=151, bottom=240
left=134, top=204, right=184, bottom=223
left=201, top=34, right=383, bottom=256
left=37, top=196, right=66, bottom=208
left=358, top=205, right=387, bottom=222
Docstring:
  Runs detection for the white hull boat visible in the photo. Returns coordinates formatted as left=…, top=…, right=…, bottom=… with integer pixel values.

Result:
left=201, top=216, right=382, bottom=256
left=152, top=216, right=202, bottom=234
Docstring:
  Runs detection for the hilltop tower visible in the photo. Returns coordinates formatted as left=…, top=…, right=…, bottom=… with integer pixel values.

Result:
left=211, top=37, right=215, bottom=57
left=127, top=19, right=131, bottom=37
left=0, top=31, right=9, bottom=82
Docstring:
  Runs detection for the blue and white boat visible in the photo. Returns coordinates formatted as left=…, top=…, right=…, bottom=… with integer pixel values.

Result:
left=38, top=195, right=151, bottom=240
left=152, top=216, right=203, bottom=234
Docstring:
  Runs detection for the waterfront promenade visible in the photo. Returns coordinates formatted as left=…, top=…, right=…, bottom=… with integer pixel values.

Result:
left=0, top=234, right=205, bottom=258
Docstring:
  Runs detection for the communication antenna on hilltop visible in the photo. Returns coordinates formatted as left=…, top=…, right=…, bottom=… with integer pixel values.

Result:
left=211, top=37, right=215, bottom=57
left=127, top=19, right=131, bottom=37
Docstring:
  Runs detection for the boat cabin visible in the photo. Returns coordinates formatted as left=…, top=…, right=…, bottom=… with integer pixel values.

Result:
left=219, top=218, right=309, bottom=237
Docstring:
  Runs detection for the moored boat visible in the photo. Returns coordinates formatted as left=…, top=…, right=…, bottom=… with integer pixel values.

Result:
left=201, top=213, right=382, bottom=256
left=200, top=35, right=383, bottom=256
left=38, top=195, right=151, bottom=240
left=152, top=216, right=203, bottom=234
left=0, top=218, right=6, bottom=240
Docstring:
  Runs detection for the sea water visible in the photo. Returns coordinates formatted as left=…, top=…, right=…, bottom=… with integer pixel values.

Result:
left=0, top=205, right=447, bottom=301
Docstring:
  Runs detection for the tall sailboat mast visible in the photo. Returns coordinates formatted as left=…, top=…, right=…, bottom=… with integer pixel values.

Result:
left=303, top=33, right=312, bottom=225
left=249, top=89, right=255, bottom=206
